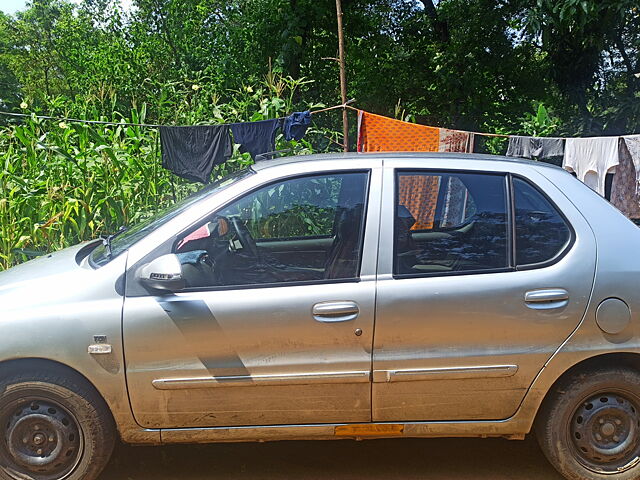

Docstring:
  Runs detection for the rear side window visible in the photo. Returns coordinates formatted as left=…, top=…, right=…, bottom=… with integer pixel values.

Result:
left=513, top=177, right=572, bottom=266
left=394, top=171, right=509, bottom=275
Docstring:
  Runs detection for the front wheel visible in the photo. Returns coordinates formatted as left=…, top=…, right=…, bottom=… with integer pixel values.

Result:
left=0, top=368, right=116, bottom=480
left=536, top=367, right=640, bottom=480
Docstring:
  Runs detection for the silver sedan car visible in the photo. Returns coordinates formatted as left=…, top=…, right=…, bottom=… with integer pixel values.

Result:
left=0, top=152, right=639, bottom=480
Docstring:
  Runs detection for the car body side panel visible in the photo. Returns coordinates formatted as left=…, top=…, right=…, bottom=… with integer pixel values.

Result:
left=506, top=167, right=640, bottom=431
left=0, top=248, right=160, bottom=444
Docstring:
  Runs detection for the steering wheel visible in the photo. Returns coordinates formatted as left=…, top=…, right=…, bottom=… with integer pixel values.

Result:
left=229, top=217, right=260, bottom=259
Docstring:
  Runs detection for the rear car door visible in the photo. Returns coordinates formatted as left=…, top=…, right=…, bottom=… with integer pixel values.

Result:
left=123, top=166, right=381, bottom=429
left=373, top=161, right=597, bottom=422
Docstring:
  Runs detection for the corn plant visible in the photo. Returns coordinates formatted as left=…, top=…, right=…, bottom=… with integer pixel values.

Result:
left=0, top=75, right=340, bottom=270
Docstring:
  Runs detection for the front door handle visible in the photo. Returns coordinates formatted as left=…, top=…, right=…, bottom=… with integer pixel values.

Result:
left=312, top=301, right=360, bottom=322
left=525, top=289, right=569, bottom=309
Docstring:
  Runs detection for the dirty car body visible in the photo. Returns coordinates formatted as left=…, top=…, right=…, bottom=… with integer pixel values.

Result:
left=1, top=152, right=640, bottom=480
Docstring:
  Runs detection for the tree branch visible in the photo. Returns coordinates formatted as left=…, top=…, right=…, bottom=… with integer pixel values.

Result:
left=419, top=0, right=449, bottom=43
left=421, top=0, right=438, bottom=19
left=613, top=29, right=638, bottom=92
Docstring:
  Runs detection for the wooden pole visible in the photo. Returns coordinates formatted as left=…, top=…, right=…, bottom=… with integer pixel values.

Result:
left=335, top=0, right=349, bottom=152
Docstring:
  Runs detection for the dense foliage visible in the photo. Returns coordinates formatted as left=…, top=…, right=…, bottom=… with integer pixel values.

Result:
left=0, top=77, right=324, bottom=269
left=0, top=0, right=638, bottom=268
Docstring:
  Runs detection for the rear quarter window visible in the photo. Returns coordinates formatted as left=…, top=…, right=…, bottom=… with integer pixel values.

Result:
left=513, top=177, right=572, bottom=267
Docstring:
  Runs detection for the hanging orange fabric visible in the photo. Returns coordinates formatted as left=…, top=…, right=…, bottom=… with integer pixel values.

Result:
left=357, top=111, right=440, bottom=152
left=398, top=174, right=441, bottom=230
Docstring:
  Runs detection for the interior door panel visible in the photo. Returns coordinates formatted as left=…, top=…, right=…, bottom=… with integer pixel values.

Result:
left=256, top=236, right=334, bottom=268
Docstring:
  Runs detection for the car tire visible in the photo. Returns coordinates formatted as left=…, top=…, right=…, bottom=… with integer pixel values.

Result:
left=536, top=366, right=640, bottom=480
left=0, top=368, right=116, bottom=480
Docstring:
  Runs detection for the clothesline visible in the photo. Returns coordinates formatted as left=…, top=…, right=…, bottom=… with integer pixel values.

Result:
left=0, top=100, right=354, bottom=129
left=2, top=104, right=638, bottom=142
left=349, top=107, right=640, bottom=141
left=0, top=111, right=164, bottom=128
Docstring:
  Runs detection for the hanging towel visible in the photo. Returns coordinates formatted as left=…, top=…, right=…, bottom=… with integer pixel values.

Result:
left=282, top=111, right=311, bottom=141
left=506, top=136, right=529, bottom=158
left=357, top=110, right=440, bottom=152
left=563, top=137, right=619, bottom=196
left=160, top=125, right=232, bottom=184
left=438, top=129, right=472, bottom=153
left=506, top=136, right=565, bottom=160
left=611, top=136, right=640, bottom=219
left=230, top=119, right=280, bottom=160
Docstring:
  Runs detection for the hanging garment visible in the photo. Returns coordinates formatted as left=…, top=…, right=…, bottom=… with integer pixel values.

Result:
left=506, top=136, right=529, bottom=158
left=357, top=110, right=440, bottom=152
left=397, top=175, right=441, bottom=230
left=160, top=125, right=232, bottom=184
left=506, top=136, right=565, bottom=160
left=563, top=137, right=620, bottom=196
left=439, top=129, right=472, bottom=153
left=611, top=136, right=640, bottom=219
left=282, top=111, right=311, bottom=141
left=230, top=119, right=280, bottom=160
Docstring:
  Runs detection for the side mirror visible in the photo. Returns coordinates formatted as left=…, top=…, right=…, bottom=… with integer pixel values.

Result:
left=137, top=254, right=186, bottom=292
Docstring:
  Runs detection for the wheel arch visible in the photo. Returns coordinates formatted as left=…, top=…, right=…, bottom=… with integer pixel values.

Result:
left=0, top=357, right=119, bottom=438
left=535, top=352, right=640, bottom=421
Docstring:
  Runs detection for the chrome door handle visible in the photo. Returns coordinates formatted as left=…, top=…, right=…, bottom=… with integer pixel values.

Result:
left=312, top=301, right=360, bottom=322
left=524, top=289, right=569, bottom=309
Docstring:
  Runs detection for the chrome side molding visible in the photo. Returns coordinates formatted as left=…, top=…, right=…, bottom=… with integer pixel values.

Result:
left=152, top=370, right=371, bottom=390
left=373, top=365, right=519, bottom=383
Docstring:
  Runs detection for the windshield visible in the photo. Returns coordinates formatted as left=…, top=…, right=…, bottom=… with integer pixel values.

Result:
left=89, top=168, right=253, bottom=267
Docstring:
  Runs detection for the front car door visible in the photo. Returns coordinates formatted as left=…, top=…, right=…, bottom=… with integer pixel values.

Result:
left=373, top=158, right=597, bottom=422
left=123, top=161, right=381, bottom=429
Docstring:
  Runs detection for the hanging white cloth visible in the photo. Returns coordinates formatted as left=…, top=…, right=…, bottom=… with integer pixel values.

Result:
left=563, top=137, right=620, bottom=196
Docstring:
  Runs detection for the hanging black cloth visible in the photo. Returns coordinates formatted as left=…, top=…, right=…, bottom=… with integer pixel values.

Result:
left=230, top=119, right=280, bottom=160
left=160, top=125, right=232, bottom=183
left=283, top=111, right=311, bottom=141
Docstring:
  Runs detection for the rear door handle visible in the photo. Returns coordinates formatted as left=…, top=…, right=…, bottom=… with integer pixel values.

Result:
left=312, top=301, right=360, bottom=322
left=524, top=289, right=569, bottom=309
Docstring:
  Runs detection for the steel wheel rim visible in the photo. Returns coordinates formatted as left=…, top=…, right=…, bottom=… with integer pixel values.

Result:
left=569, top=390, right=640, bottom=473
left=1, top=397, right=84, bottom=480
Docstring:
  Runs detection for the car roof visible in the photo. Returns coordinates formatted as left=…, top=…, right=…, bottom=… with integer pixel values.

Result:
left=251, top=152, right=564, bottom=172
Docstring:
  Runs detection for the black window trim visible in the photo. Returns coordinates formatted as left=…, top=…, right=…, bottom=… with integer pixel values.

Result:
left=391, top=168, right=575, bottom=280
left=170, top=169, right=373, bottom=293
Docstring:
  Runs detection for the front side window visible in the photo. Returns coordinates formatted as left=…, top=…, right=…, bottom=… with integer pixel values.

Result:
left=90, top=168, right=253, bottom=267
left=394, top=171, right=509, bottom=275
left=513, top=177, right=572, bottom=266
left=174, top=172, right=369, bottom=288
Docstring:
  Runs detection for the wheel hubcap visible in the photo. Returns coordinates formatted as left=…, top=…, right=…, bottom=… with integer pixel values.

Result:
left=2, top=399, right=82, bottom=480
left=571, top=393, right=640, bottom=472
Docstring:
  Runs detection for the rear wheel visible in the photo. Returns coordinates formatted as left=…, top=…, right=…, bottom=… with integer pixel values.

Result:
left=536, top=367, right=640, bottom=480
left=0, top=369, right=116, bottom=480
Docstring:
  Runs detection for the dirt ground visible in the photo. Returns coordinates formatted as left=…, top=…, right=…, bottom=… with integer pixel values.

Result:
left=99, top=436, right=564, bottom=479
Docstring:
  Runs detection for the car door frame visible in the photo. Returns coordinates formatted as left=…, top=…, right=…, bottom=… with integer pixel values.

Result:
left=372, top=157, right=597, bottom=422
left=122, top=158, right=384, bottom=429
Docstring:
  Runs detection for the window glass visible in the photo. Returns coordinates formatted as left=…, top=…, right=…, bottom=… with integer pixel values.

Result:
left=394, top=171, right=509, bottom=275
left=513, top=177, right=571, bottom=266
left=222, top=175, right=343, bottom=240
left=90, top=168, right=252, bottom=267
left=174, top=172, right=369, bottom=288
